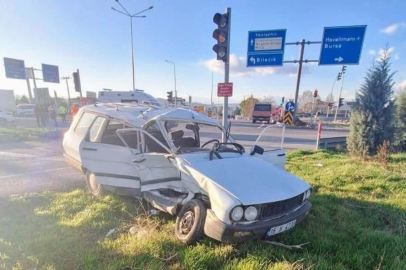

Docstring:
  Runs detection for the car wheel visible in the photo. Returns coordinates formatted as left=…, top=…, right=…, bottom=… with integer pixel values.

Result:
left=86, top=171, right=106, bottom=196
left=0, top=118, right=7, bottom=126
left=252, top=120, right=256, bottom=123
left=175, top=199, right=207, bottom=245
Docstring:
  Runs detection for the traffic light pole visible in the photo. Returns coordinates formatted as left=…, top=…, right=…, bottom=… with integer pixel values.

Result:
left=222, top=7, right=231, bottom=142
left=334, top=72, right=345, bottom=122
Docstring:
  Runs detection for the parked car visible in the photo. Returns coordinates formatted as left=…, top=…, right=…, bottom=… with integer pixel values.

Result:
left=0, top=109, right=15, bottom=126
left=63, top=103, right=312, bottom=244
left=16, top=104, right=36, bottom=117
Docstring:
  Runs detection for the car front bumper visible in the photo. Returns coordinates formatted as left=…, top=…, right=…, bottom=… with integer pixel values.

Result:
left=204, top=202, right=312, bottom=243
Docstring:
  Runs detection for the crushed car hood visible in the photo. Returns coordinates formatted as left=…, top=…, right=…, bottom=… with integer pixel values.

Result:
left=186, top=155, right=311, bottom=205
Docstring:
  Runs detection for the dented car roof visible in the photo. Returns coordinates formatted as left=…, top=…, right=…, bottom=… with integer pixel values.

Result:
left=81, top=103, right=219, bottom=127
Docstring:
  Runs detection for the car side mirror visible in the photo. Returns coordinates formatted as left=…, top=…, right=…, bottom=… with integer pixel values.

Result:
left=250, top=145, right=264, bottom=156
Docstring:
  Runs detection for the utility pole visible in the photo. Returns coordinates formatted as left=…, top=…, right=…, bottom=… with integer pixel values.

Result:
left=25, top=76, right=33, bottom=104
left=293, top=39, right=305, bottom=122
left=31, top=67, right=38, bottom=89
left=61, top=76, right=72, bottom=106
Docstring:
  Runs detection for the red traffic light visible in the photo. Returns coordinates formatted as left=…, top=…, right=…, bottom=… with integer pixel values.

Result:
left=213, top=13, right=228, bottom=28
left=314, top=89, right=318, bottom=97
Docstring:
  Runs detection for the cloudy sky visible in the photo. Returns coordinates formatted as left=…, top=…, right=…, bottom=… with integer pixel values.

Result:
left=1, top=0, right=405, bottom=104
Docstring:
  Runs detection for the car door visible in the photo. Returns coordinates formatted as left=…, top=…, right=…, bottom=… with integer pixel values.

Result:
left=117, top=125, right=186, bottom=193
left=250, top=124, right=286, bottom=169
left=80, top=118, right=142, bottom=193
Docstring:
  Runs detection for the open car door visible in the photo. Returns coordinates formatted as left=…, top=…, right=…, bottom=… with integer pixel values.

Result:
left=117, top=127, right=187, bottom=194
left=250, top=124, right=286, bottom=169
left=80, top=118, right=143, bottom=195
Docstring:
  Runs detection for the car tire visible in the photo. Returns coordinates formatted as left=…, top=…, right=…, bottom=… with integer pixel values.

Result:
left=175, top=199, right=207, bottom=245
left=0, top=118, right=7, bottom=126
left=86, top=171, right=106, bottom=196
left=252, top=120, right=256, bottom=123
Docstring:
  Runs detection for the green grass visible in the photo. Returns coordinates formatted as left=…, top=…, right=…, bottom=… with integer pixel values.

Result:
left=1, top=150, right=406, bottom=269
left=0, top=127, right=51, bottom=142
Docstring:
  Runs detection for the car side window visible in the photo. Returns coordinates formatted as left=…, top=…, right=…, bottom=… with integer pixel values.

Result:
left=144, top=122, right=170, bottom=153
left=100, top=120, right=139, bottom=149
left=74, top=112, right=97, bottom=137
left=88, top=117, right=105, bottom=143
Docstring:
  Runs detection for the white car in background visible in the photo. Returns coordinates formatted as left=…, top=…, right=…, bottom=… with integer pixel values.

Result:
left=63, top=103, right=312, bottom=244
left=16, top=104, right=36, bottom=117
left=0, top=109, right=15, bottom=126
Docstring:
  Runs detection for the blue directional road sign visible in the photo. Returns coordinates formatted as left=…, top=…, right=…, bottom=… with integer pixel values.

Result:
left=285, top=101, right=295, bottom=112
left=247, top=53, right=284, bottom=67
left=4, top=57, right=26, bottom=79
left=247, top=29, right=286, bottom=67
left=42, top=64, right=60, bottom=83
left=319, top=25, right=367, bottom=66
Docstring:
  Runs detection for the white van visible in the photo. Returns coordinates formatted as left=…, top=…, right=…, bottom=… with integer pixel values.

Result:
left=63, top=103, right=312, bottom=244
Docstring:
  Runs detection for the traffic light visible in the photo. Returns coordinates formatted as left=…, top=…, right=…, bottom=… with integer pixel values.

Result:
left=167, top=91, right=173, bottom=102
left=72, top=71, right=81, bottom=93
left=337, top=72, right=342, bottom=81
left=342, top=65, right=347, bottom=74
left=313, top=89, right=318, bottom=98
left=212, top=11, right=230, bottom=62
left=281, top=96, right=285, bottom=105
left=328, top=102, right=333, bottom=108
left=339, top=98, right=344, bottom=107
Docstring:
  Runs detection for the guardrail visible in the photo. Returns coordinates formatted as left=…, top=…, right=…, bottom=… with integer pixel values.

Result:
left=317, top=136, right=347, bottom=150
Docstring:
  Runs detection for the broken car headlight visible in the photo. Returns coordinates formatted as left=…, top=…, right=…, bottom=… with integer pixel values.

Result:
left=303, top=189, right=312, bottom=202
left=230, top=206, right=244, bottom=221
left=244, top=206, right=258, bottom=221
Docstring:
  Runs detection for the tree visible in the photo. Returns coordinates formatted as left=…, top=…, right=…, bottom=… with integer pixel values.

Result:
left=259, top=95, right=278, bottom=108
left=240, top=96, right=259, bottom=118
left=347, top=47, right=396, bottom=156
left=298, top=90, right=314, bottom=112
left=325, top=93, right=334, bottom=103
left=15, top=95, right=29, bottom=105
left=393, top=86, right=406, bottom=151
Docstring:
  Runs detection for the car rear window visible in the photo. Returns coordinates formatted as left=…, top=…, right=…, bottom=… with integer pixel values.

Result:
left=254, top=104, right=272, bottom=111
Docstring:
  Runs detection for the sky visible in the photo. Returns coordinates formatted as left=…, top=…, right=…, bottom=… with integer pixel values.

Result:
left=1, top=0, right=406, bottom=105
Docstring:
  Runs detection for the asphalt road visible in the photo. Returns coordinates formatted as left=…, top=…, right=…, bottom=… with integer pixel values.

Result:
left=0, top=118, right=348, bottom=197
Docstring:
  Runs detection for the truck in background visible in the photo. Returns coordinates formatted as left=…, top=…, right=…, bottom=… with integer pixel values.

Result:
left=252, top=104, right=272, bottom=123
left=0, top=89, right=16, bottom=112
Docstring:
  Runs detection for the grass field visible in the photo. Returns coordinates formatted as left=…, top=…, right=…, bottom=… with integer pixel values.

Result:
left=0, top=127, right=50, bottom=142
left=1, top=150, right=406, bottom=269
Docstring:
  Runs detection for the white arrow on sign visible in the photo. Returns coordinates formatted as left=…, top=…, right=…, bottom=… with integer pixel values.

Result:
left=250, top=39, right=254, bottom=46
left=334, top=56, right=344, bottom=63
left=250, top=56, right=256, bottom=65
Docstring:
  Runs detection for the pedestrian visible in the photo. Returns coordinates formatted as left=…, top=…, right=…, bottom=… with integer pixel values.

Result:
left=49, top=106, right=57, bottom=127
left=58, top=105, right=67, bottom=122
left=34, top=105, right=41, bottom=127
left=71, top=104, right=79, bottom=118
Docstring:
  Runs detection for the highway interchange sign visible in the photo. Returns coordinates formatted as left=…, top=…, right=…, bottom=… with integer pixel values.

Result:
left=319, top=25, right=367, bottom=65
left=4, top=57, right=26, bottom=79
left=42, top=64, right=60, bottom=83
left=247, top=29, right=286, bottom=67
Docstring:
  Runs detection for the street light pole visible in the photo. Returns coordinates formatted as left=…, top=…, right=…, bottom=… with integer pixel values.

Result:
left=165, top=60, right=177, bottom=107
left=111, top=1, right=153, bottom=90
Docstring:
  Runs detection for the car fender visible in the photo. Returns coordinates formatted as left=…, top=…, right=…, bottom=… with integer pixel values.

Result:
left=177, top=158, right=241, bottom=224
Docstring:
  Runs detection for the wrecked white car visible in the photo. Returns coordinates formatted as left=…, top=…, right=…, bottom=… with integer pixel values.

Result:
left=63, top=103, right=312, bottom=244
